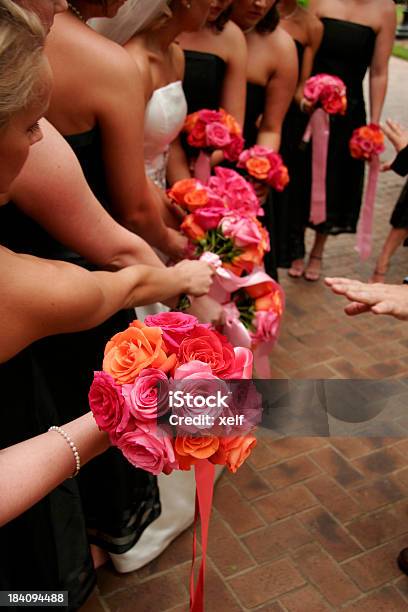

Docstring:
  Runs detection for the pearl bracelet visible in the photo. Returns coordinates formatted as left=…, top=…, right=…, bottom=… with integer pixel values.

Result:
left=48, top=426, right=81, bottom=478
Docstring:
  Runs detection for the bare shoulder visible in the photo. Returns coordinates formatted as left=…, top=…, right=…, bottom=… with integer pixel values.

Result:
left=268, top=26, right=297, bottom=54
left=50, top=16, right=137, bottom=85
left=379, top=0, right=397, bottom=17
left=223, top=20, right=247, bottom=47
left=170, top=42, right=186, bottom=81
left=303, top=8, right=324, bottom=39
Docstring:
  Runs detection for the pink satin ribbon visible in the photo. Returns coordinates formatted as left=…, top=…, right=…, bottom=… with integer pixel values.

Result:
left=356, top=155, right=380, bottom=261
left=194, top=151, right=211, bottom=184
left=303, top=108, right=330, bottom=225
left=190, top=460, right=215, bottom=612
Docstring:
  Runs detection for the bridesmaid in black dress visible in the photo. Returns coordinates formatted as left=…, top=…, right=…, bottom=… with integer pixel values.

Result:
left=303, top=0, right=396, bottom=281
left=231, top=0, right=298, bottom=280
left=276, top=0, right=323, bottom=274
left=177, top=0, right=247, bottom=176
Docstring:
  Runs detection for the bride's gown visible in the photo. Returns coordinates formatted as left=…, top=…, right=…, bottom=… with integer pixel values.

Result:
left=112, top=81, right=222, bottom=573
left=135, top=80, right=186, bottom=320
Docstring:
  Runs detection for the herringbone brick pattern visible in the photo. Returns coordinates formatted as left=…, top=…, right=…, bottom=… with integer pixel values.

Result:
left=83, top=58, right=408, bottom=611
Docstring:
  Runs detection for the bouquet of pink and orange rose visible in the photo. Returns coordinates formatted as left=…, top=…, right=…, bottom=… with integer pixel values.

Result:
left=183, top=108, right=244, bottom=183
left=168, top=169, right=269, bottom=278
left=237, top=145, right=290, bottom=192
left=88, top=313, right=258, bottom=475
left=302, top=73, right=348, bottom=226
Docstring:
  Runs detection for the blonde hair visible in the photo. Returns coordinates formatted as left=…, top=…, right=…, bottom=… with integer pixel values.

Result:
left=0, top=0, right=45, bottom=129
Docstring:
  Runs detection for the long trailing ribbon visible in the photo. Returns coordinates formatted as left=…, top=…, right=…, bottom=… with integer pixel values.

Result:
left=190, top=460, right=215, bottom=612
left=303, top=108, right=330, bottom=225
left=355, top=155, right=380, bottom=261
left=194, top=151, right=212, bottom=185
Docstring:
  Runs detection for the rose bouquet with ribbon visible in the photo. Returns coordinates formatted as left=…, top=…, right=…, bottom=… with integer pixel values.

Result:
left=302, top=74, right=347, bottom=225
left=350, top=124, right=385, bottom=260
left=237, top=145, right=290, bottom=192
left=221, top=276, right=285, bottom=378
left=183, top=108, right=244, bottom=183
left=88, top=312, right=259, bottom=611
left=168, top=175, right=270, bottom=277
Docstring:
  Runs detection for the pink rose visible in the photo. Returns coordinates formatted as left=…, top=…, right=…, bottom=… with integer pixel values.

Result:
left=229, top=347, right=253, bottom=380
left=209, top=168, right=261, bottom=217
left=178, top=326, right=236, bottom=379
left=193, top=205, right=225, bottom=230
left=172, top=361, right=228, bottom=434
left=221, top=214, right=262, bottom=247
left=89, top=371, right=130, bottom=434
left=116, top=426, right=178, bottom=475
left=251, top=310, right=280, bottom=344
left=224, top=135, right=244, bottom=161
left=144, top=312, right=199, bottom=353
left=198, top=109, right=223, bottom=124
left=122, top=368, right=170, bottom=427
left=205, top=122, right=231, bottom=149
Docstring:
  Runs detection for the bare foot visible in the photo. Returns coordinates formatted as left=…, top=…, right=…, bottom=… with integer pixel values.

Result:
left=288, top=259, right=305, bottom=278
left=304, top=255, right=322, bottom=282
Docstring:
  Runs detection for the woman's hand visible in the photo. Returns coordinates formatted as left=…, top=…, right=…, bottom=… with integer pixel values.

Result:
left=173, top=259, right=215, bottom=296
left=164, top=228, right=189, bottom=261
left=382, top=119, right=408, bottom=153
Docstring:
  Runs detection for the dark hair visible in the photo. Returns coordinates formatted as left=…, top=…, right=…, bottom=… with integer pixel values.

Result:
left=256, top=3, right=280, bottom=34
left=210, top=5, right=233, bottom=32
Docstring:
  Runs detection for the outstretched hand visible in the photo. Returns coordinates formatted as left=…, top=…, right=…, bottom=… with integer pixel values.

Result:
left=380, top=119, right=408, bottom=172
left=325, top=277, right=408, bottom=320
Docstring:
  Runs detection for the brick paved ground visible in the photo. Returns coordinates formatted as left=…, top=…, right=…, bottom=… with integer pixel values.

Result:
left=84, top=59, right=408, bottom=611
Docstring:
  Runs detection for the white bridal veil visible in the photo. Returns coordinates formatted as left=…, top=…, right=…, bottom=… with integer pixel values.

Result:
left=90, top=0, right=171, bottom=45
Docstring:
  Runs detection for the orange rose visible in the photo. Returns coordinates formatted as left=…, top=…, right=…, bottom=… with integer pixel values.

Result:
left=255, top=290, right=284, bottom=315
left=245, top=281, right=275, bottom=299
left=181, top=214, right=205, bottom=241
left=279, top=166, right=290, bottom=189
left=220, top=108, right=242, bottom=136
left=359, top=127, right=372, bottom=139
left=168, top=179, right=200, bottom=205
left=184, top=112, right=199, bottom=133
left=175, top=436, right=220, bottom=470
left=103, top=321, right=169, bottom=385
left=246, top=157, right=271, bottom=181
left=184, top=188, right=209, bottom=211
left=210, top=435, right=257, bottom=473
left=187, top=121, right=207, bottom=148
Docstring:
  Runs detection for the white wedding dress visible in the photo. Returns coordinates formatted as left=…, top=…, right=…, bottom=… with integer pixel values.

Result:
left=112, top=82, right=223, bottom=573
left=135, top=80, right=186, bottom=320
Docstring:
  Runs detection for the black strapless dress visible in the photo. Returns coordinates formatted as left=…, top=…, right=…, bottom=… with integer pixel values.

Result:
left=390, top=179, right=408, bottom=231
left=244, top=82, right=279, bottom=280
left=274, top=41, right=309, bottom=267
left=182, top=50, right=227, bottom=162
left=306, top=18, right=376, bottom=234
left=0, top=127, right=160, bottom=590
left=0, top=349, right=94, bottom=610
left=183, top=50, right=227, bottom=113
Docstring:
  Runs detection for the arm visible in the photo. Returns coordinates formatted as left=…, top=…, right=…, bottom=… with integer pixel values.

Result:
left=369, top=1, right=396, bottom=124
left=96, top=53, right=186, bottom=259
left=0, top=250, right=214, bottom=361
left=258, top=31, right=298, bottom=151
left=11, top=119, right=166, bottom=270
left=0, top=413, right=109, bottom=527
left=295, top=17, right=324, bottom=107
left=221, top=23, right=248, bottom=128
